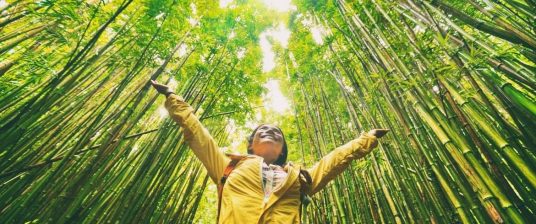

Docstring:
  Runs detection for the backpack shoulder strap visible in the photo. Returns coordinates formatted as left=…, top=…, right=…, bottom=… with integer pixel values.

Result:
left=298, top=167, right=313, bottom=221
left=216, top=156, right=243, bottom=223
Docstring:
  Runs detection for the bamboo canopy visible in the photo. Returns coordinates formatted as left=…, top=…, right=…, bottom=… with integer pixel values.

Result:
left=0, top=0, right=535, bottom=223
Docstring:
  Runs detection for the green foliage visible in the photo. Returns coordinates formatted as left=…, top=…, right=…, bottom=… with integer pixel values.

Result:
left=0, top=0, right=535, bottom=223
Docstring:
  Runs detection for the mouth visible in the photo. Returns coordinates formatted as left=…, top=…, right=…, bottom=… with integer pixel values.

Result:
left=260, top=134, right=274, bottom=139
left=260, top=133, right=279, bottom=141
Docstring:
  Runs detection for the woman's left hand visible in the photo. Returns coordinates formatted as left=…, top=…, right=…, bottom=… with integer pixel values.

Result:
left=150, top=79, right=174, bottom=97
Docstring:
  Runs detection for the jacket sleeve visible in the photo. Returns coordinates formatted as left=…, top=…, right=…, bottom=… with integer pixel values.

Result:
left=305, top=131, right=377, bottom=195
left=164, top=93, right=230, bottom=184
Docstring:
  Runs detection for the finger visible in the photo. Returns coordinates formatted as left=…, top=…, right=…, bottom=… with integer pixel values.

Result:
left=152, top=79, right=162, bottom=85
left=150, top=80, right=162, bottom=91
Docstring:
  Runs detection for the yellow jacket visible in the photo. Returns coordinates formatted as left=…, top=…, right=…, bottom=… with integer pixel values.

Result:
left=165, top=94, right=378, bottom=223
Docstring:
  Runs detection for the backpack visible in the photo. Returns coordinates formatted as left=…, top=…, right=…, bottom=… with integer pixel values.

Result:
left=216, top=156, right=313, bottom=223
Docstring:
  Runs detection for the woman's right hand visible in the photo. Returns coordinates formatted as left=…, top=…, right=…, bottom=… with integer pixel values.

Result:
left=367, top=129, right=390, bottom=138
left=366, top=129, right=389, bottom=149
left=150, top=79, right=175, bottom=97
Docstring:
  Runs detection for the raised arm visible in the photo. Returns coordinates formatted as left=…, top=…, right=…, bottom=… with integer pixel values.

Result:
left=305, top=130, right=384, bottom=195
left=152, top=80, right=230, bottom=184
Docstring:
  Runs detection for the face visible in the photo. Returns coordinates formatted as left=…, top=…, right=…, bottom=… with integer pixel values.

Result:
left=251, top=124, right=284, bottom=164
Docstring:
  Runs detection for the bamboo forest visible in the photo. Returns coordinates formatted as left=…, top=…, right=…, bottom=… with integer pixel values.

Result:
left=1, top=0, right=536, bottom=223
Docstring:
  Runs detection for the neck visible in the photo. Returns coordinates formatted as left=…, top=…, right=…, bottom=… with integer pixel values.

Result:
left=263, top=158, right=275, bottom=165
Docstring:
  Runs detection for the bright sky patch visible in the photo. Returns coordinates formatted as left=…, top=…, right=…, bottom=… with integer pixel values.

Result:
left=261, top=0, right=296, bottom=12
left=260, top=24, right=291, bottom=72
left=263, top=79, right=290, bottom=114
left=219, top=0, right=233, bottom=8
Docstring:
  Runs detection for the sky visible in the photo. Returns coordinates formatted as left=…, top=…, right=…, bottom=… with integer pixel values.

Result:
left=260, top=24, right=291, bottom=72
left=220, top=0, right=296, bottom=11
left=262, top=79, right=291, bottom=114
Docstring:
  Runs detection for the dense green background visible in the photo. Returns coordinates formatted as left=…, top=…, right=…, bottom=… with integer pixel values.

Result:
left=0, top=0, right=535, bottom=223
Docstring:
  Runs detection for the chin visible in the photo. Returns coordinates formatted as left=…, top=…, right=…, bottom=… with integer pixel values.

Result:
left=259, top=139, right=278, bottom=144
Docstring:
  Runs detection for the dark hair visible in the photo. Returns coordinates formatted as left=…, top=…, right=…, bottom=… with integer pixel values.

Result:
left=247, top=124, right=288, bottom=166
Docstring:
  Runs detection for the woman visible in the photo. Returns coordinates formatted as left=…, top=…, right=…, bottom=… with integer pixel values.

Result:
left=151, top=80, right=389, bottom=223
